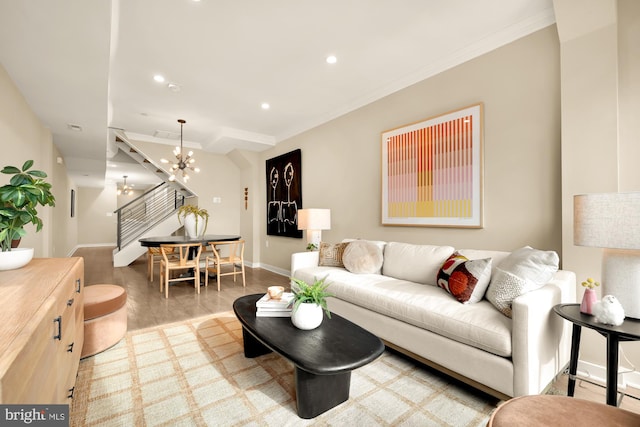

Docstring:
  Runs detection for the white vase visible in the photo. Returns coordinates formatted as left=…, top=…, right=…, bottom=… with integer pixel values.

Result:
left=183, top=213, right=207, bottom=238
left=0, top=248, right=34, bottom=271
left=291, top=302, right=324, bottom=330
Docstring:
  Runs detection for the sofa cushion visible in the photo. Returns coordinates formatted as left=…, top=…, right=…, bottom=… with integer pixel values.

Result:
left=437, top=252, right=492, bottom=304
left=342, top=240, right=384, bottom=274
left=382, top=242, right=455, bottom=285
left=318, top=242, right=349, bottom=267
left=486, top=246, right=559, bottom=317
left=294, top=267, right=512, bottom=357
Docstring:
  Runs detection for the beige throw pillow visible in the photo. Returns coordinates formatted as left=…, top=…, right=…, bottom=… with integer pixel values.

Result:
left=342, top=240, right=384, bottom=274
left=318, top=242, right=349, bottom=267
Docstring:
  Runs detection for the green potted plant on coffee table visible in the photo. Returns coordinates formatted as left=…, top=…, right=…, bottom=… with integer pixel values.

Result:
left=290, top=276, right=334, bottom=330
left=0, top=160, right=56, bottom=270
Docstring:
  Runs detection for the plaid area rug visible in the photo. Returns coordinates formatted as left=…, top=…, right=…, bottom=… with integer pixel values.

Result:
left=70, top=311, right=500, bottom=426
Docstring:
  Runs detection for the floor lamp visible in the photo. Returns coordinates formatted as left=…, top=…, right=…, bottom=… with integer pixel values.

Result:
left=297, top=209, right=331, bottom=249
left=574, top=192, right=640, bottom=319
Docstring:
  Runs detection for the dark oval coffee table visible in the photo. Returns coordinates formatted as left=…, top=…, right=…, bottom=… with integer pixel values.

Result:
left=233, top=294, right=384, bottom=419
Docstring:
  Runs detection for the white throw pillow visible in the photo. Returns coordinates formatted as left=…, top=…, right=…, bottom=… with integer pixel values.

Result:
left=342, top=240, right=384, bottom=274
left=486, top=246, right=559, bottom=317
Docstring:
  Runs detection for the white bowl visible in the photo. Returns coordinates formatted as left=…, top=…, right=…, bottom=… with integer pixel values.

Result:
left=0, top=248, right=34, bottom=271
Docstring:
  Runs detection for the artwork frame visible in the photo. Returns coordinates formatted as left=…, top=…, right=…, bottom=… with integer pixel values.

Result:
left=381, top=103, right=483, bottom=228
left=266, top=149, right=303, bottom=238
left=70, top=189, right=75, bottom=218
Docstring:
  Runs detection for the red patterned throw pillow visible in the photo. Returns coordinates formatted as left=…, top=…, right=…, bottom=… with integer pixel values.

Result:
left=437, top=252, right=492, bottom=304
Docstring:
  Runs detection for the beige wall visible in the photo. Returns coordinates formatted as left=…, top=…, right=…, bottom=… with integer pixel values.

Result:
left=0, top=63, right=77, bottom=257
left=259, top=26, right=562, bottom=272
left=77, top=187, right=117, bottom=245
left=557, top=0, right=640, bottom=380
left=227, top=149, right=262, bottom=265
left=51, top=146, right=78, bottom=257
left=126, top=139, right=242, bottom=237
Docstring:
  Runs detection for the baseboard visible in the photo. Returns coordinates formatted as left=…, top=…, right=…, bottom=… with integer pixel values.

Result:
left=256, top=263, right=289, bottom=278
left=69, top=243, right=117, bottom=257
left=577, top=359, right=640, bottom=390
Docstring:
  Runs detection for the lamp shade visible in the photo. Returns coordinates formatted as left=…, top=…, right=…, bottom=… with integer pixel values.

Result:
left=297, top=209, right=331, bottom=231
left=574, top=192, right=640, bottom=250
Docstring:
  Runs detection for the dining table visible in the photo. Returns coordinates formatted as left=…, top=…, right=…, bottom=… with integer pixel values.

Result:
left=138, top=234, right=241, bottom=247
left=139, top=234, right=241, bottom=284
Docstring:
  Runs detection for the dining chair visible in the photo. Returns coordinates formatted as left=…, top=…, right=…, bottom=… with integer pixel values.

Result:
left=159, top=243, right=202, bottom=298
left=204, top=240, right=245, bottom=291
left=147, top=246, right=176, bottom=282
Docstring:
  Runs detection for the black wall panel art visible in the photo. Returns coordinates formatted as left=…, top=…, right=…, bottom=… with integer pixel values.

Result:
left=266, top=149, right=302, bottom=238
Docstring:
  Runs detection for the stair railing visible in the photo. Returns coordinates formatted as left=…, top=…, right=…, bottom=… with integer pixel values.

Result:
left=115, top=182, right=186, bottom=250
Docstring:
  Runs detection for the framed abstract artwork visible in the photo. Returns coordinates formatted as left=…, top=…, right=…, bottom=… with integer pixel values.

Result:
left=381, top=103, right=483, bottom=228
left=266, top=149, right=303, bottom=238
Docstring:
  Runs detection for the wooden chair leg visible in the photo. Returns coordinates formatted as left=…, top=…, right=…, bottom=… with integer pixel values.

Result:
left=204, top=262, right=209, bottom=288
left=195, top=265, right=200, bottom=294
left=164, top=267, right=169, bottom=299
left=148, top=253, right=153, bottom=281
left=241, top=264, right=246, bottom=287
left=217, top=264, right=221, bottom=292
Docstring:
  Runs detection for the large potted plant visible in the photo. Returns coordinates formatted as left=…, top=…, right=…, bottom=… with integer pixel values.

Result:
left=290, top=276, right=333, bottom=330
left=0, top=160, right=56, bottom=270
left=177, top=204, right=209, bottom=238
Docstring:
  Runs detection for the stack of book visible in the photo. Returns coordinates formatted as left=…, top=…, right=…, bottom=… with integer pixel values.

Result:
left=256, top=292, right=295, bottom=317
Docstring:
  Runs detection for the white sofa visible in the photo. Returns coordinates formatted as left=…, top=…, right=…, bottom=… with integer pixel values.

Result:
left=291, top=240, right=576, bottom=400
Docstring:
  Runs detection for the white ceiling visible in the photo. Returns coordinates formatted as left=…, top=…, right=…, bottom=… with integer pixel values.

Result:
left=0, top=0, right=555, bottom=189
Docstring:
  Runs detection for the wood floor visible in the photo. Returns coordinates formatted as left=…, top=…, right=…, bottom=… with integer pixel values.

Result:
left=73, top=246, right=640, bottom=413
left=73, top=246, right=289, bottom=331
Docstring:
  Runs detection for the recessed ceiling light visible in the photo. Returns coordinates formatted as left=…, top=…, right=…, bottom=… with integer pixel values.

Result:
left=153, top=74, right=165, bottom=83
left=326, top=55, right=337, bottom=64
left=261, top=102, right=270, bottom=110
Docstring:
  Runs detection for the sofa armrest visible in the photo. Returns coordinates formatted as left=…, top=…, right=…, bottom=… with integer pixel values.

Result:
left=511, top=269, right=576, bottom=396
left=291, top=251, right=320, bottom=276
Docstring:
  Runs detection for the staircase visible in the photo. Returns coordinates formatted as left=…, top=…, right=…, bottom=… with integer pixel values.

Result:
left=111, top=133, right=197, bottom=267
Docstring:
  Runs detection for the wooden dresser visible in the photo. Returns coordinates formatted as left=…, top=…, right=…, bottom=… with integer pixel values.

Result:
left=0, top=257, right=84, bottom=403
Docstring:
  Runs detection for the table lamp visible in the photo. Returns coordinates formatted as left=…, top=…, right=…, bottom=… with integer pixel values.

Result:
left=297, top=209, right=331, bottom=249
left=574, top=192, right=640, bottom=319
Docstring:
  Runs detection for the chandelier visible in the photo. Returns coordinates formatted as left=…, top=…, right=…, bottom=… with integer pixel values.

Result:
left=161, top=119, right=199, bottom=182
left=117, top=175, right=132, bottom=196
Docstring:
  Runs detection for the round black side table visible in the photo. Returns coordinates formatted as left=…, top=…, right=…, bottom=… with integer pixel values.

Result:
left=553, top=303, right=640, bottom=406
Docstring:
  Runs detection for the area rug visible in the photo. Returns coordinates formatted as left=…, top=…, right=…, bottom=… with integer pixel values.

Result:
left=70, top=311, right=500, bottom=426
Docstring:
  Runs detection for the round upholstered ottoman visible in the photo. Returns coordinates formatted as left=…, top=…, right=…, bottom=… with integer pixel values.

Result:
left=81, top=284, right=128, bottom=358
left=487, top=395, right=640, bottom=427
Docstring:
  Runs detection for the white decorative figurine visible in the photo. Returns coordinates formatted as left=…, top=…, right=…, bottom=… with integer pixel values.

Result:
left=592, top=295, right=625, bottom=326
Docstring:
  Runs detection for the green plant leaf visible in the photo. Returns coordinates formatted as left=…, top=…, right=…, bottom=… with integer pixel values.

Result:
left=290, top=276, right=334, bottom=319
left=0, top=160, right=55, bottom=251
left=1, top=166, right=20, bottom=174
left=28, top=170, right=47, bottom=178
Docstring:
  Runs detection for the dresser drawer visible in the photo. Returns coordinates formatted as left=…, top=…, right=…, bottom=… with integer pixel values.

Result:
left=0, top=258, right=85, bottom=404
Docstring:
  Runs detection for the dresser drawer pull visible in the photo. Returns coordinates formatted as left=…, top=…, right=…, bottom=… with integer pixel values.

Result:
left=53, top=316, right=62, bottom=340
left=67, top=342, right=74, bottom=353
left=67, top=298, right=74, bottom=306
left=76, top=278, right=81, bottom=293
